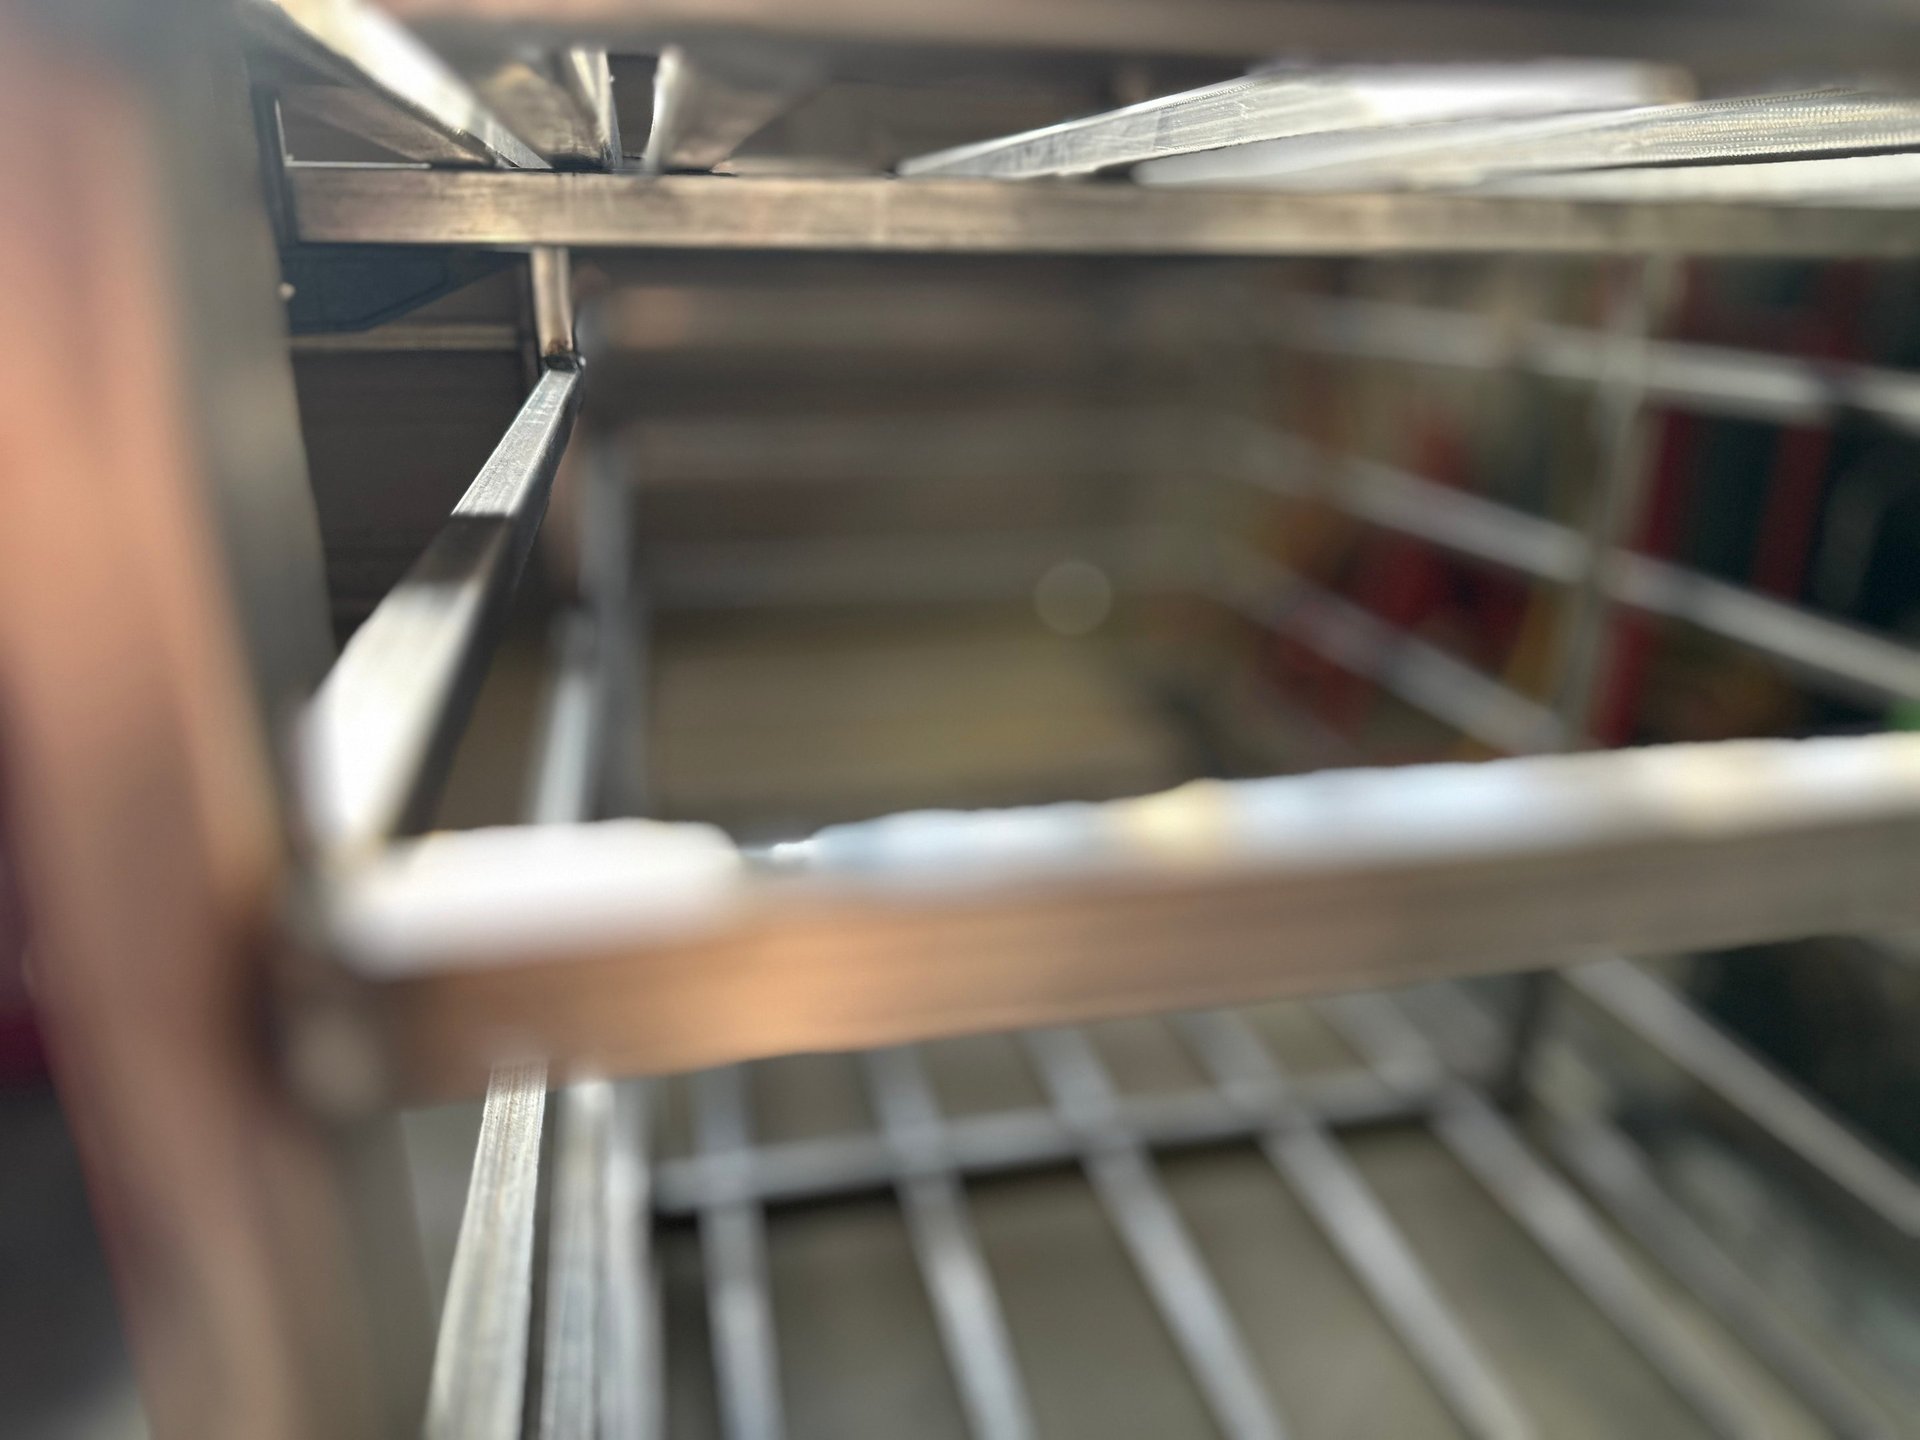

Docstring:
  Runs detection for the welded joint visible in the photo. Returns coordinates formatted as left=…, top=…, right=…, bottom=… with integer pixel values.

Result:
left=530, top=245, right=577, bottom=364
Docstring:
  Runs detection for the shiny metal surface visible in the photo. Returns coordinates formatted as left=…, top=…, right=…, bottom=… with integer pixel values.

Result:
left=285, top=165, right=1920, bottom=257
left=243, top=0, right=547, bottom=167
left=302, top=366, right=580, bottom=856
left=1138, top=88, right=1920, bottom=192
left=1222, top=426, right=1920, bottom=708
left=898, top=64, right=1677, bottom=181
left=643, top=44, right=821, bottom=172
left=863, top=1046, right=1037, bottom=1440
left=463, top=44, right=621, bottom=169
left=426, top=1062, right=547, bottom=1440
left=333, top=733, right=1920, bottom=1094
left=655, top=1072, right=1427, bottom=1213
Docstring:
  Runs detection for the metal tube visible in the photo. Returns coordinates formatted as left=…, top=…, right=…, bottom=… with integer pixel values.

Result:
left=340, top=732, right=1920, bottom=1095
left=1565, top=958, right=1920, bottom=1245
left=1224, top=427, right=1920, bottom=708
left=284, top=167, right=1920, bottom=259
left=425, top=1061, right=548, bottom=1440
left=693, top=1066, right=785, bottom=1440
left=862, top=1048, right=1037, bottom=1440
left=600, top=1081, right=663, bottom=1440
left=1546, top=1118, right=1902, bottom=1440
left=538, top=1081, right=607, bottom=1440
left=303, top=365, right=580, bottom=856
left=654, top=1074, right=1432, bottom=1215
left=1318, top=993, right=1776, bottom=1440
left=1173, top=1012, right=1535, bottom=1440
left=1217, top=549, right=1567, bottom=754
left=1273, top=293, right=1920, bottom=438
left=242, top=0, right=547, bottom=168
left=1024, top=1028, right=1291, bottom=1440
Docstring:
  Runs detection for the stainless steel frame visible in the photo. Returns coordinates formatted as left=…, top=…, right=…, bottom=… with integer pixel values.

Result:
left=12, top=4, right=1919, bottom=1438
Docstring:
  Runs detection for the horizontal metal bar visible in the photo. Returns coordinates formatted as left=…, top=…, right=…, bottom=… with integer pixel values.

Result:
left=1221, top=426, right=1920, bottom=708
left=302, top=366, right=580, bottom=855
left=1137, top=88, right=1920, bottom=193
left=285, top=167, right=1920, bottom=258
left=425, top=1061, right=548, bottom=1440
left=1216, top=548, right=1567, bottom=754
left=244, top=0, right=547, bottom=168
left=332, top=733, right=1920, bottom=1095
left=1565, top=957, right=1920, bottom=1247
left=655, top=1070, right=1428, bottom=1215
left=1271, top=294, right=1920, bottom=437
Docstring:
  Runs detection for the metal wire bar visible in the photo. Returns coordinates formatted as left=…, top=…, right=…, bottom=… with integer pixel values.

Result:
left=284, top=166, right=1920, bottom=259
left=898, top=64, right=1674, bottom=180
left=1217, top=547, right=1567, bottom=754
left=425, top=1061, right=548, bottom=1440
left=539, top=1081, right=607, bottom=1440
left=1221, top=426, right=1920, bottom=708
left=1173, top=1011, right=1535, bottom=1440
left=341, top=732, right=1920, bottom=1094
left=1023, top=1028, right=1291, bottom=1440
left=242, top=0, right=547, bottom=167
left=1546, top=1118, right=1904, bottom=1440
left=600, top=1081, right=663, bottom=1440
left=1318, top=993, right=1778, bottom=1440
left=655, top=1074, right=1433, bottom=1215
left=693, top=1066, right=785, bottom=1440
left=1566, top=958, right=1920, bottom=1245
left=302, top=365, right=581, bottom=855
left=1270, top=294, right=1920, bottom=436
left=1406, top=980, right=1908, bottom=1440
left=1504, top=257, right=1675, bottom=1099
left=862, top=1048, right=1037, bottom=1440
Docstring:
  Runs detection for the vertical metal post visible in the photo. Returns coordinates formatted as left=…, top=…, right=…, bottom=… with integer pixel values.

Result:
left=1501, top=257, right=1676, bottom=1102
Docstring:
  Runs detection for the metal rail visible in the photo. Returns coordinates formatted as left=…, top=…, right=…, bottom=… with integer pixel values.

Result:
left=862, top=1047, right=1037, bottom=1440
left=302, top=365, right=580, bottom=855
left=1269, top=293, right=1920, bottom=437
left=1566, top=958, right=1920, bottom=1245
left=425, top=1062, right=548, bottom=1440
left=655, top=1072, right=1431, bottom=1214
left=1404, top=981, right=1909, bottom=1440
left=1219, top=426, right=1920, bottom=708
left=333, top=732, right=1920, bottom=1094
left=694, top=1065, right=786, bottom=1440
left=1318, top=993, right=1778, bottom=1440
left=1024, top=1027, right=1291, bottom=1440
left=284, top=166, right=1920, bottom=258
left=242, top=0, right=547, bottom=168
left=1173, top=1011, right=1534, bottom=1440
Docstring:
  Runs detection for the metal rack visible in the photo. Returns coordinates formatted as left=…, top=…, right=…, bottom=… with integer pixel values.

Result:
left=5, top=3, right=1919, bottom=1438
